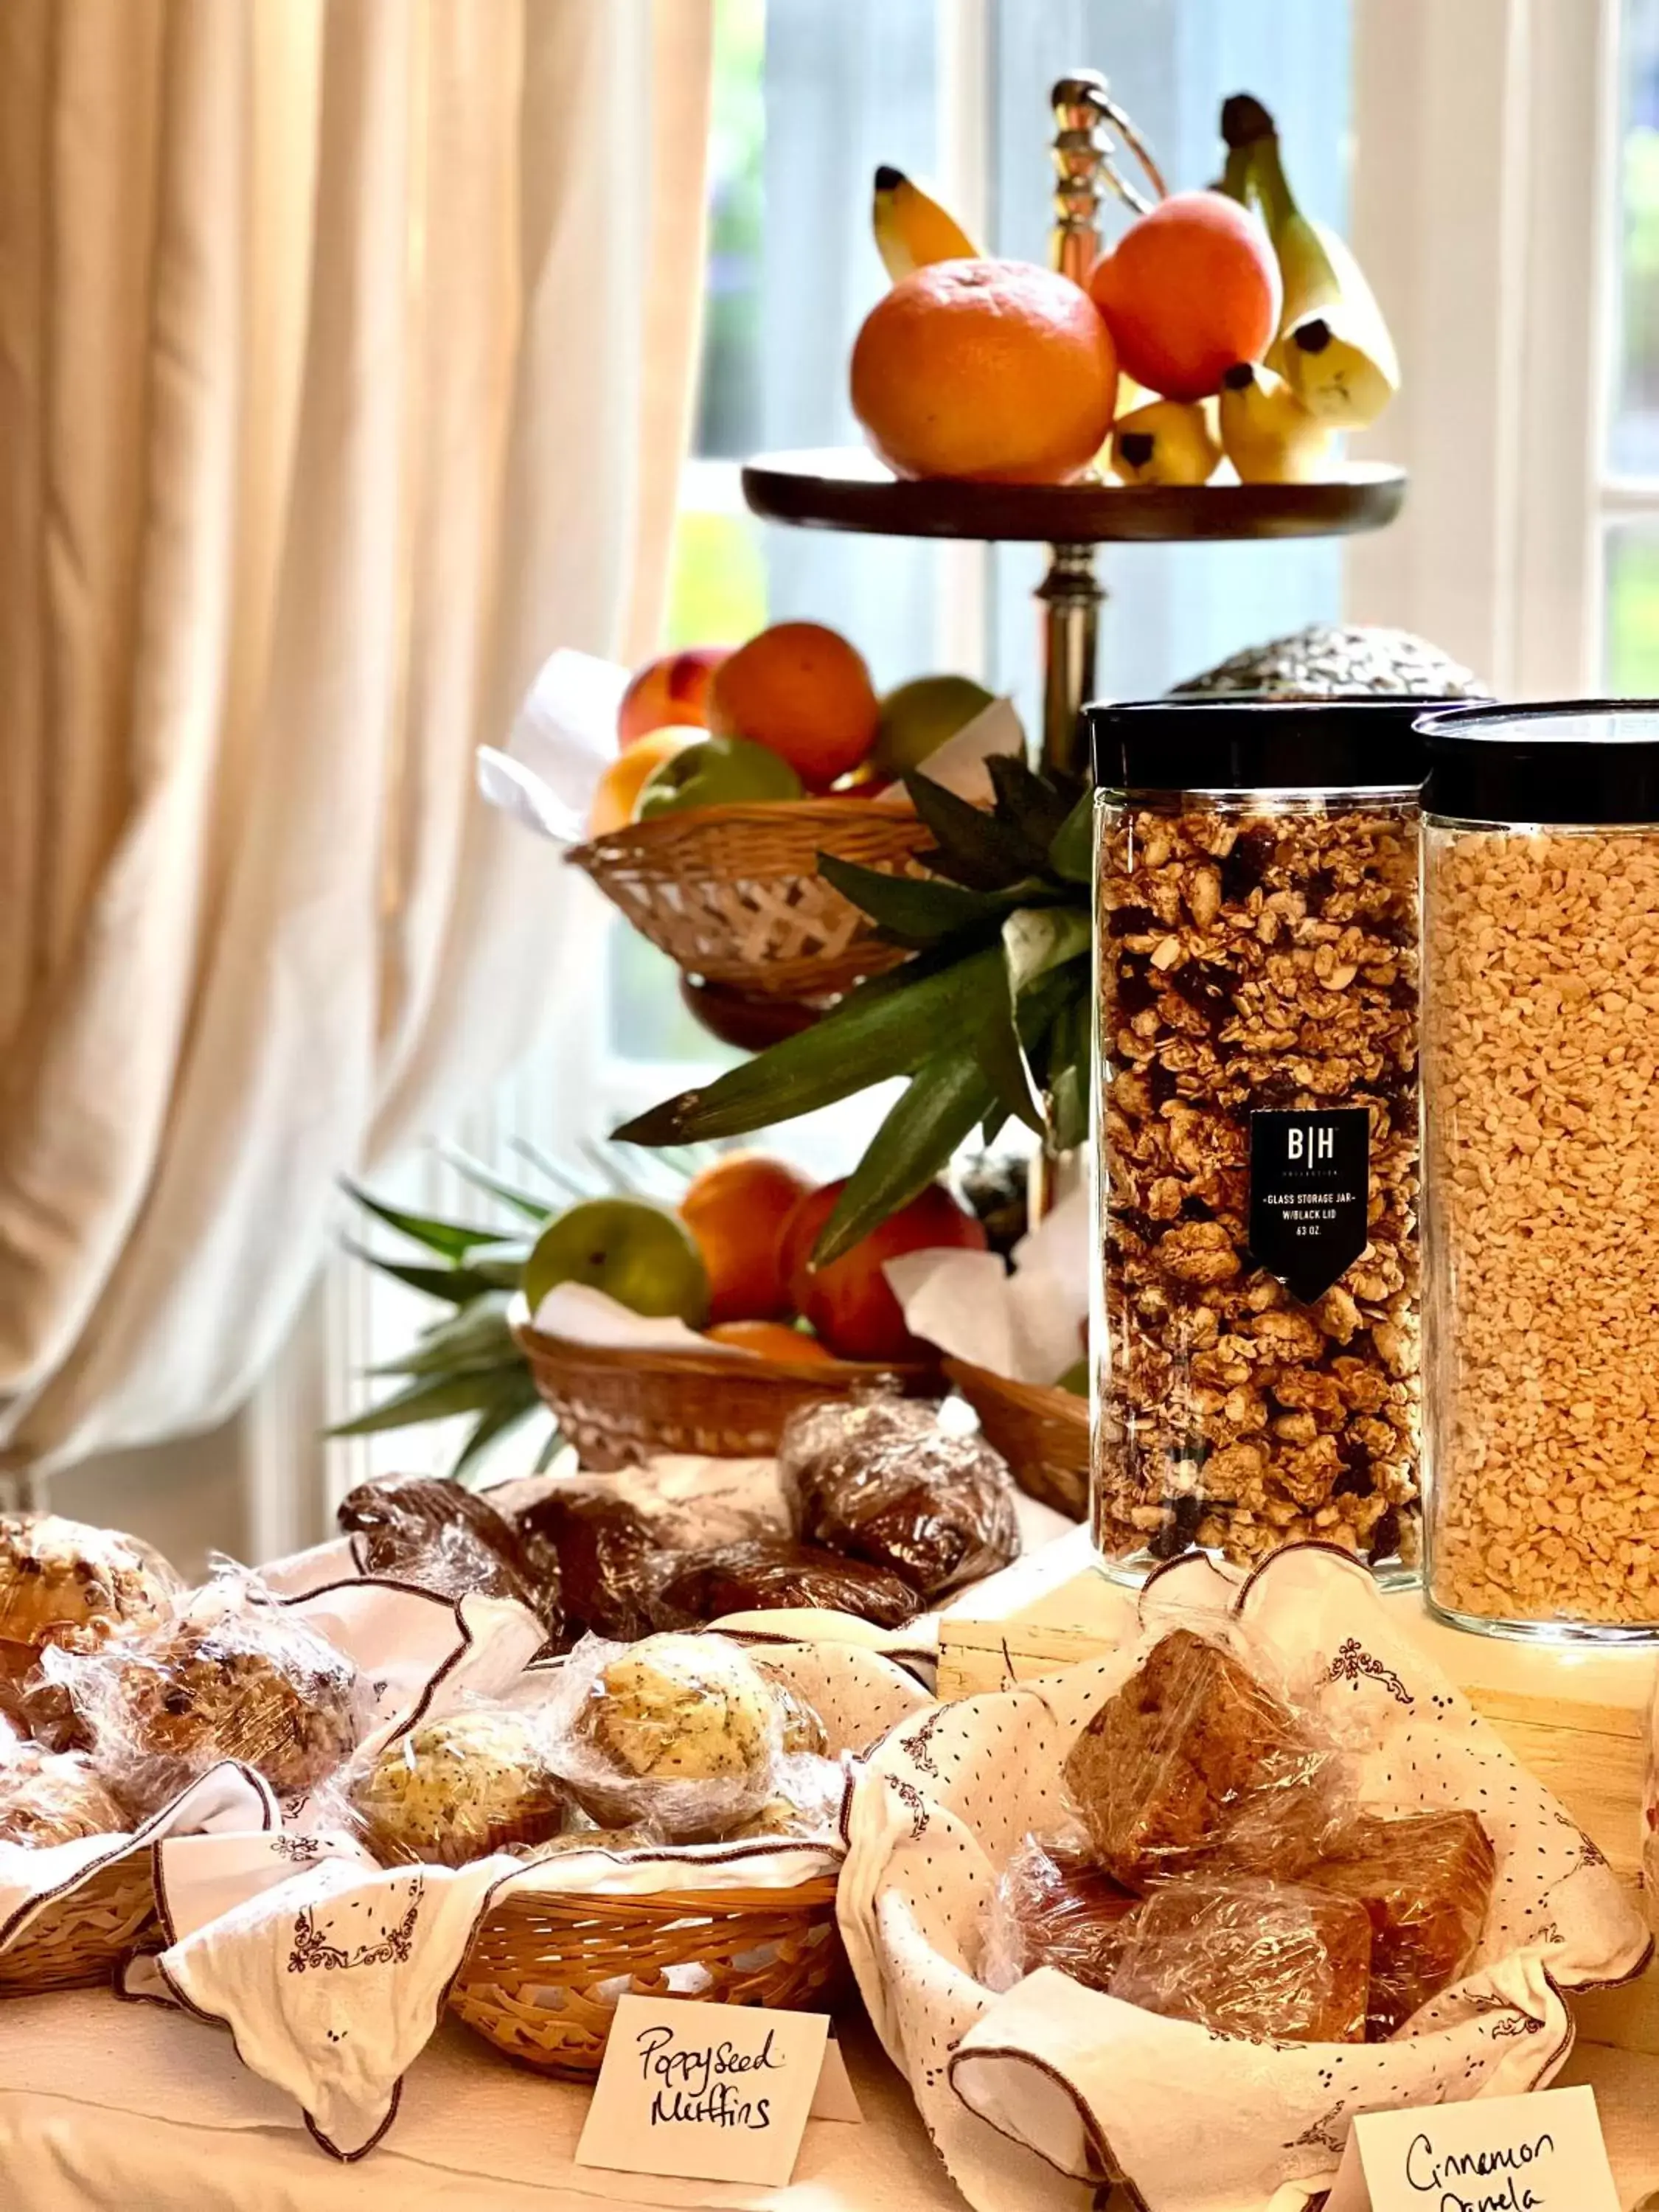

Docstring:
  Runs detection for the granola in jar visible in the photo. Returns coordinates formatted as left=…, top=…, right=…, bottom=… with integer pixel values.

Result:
left=1088, top=701, right=1429, bottom=1580
left=1422, top=705, right=1659, bottom=1638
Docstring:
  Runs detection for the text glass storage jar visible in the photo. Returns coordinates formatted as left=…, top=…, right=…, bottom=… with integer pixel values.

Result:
left=1088, top=700, right=1434, bottom=1585
left=1422, top=703, right=1659, bottom=1640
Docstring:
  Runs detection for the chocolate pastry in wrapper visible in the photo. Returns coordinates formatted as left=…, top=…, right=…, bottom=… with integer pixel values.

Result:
left=514, top=1489, right=661, bottom=1644
left=338, top=1477, right=560, bottom=1638
left=647, top=1538, right=922, bottom=1632
left=983, top=1834, right=1140, bottom=1994
left=0, top=1745, right=125, bottom=1847
left=352, top=1708, right=566, bottom=1867
left=779, top=1397, right=1019, bottom=1600
left=550, top=1632, right=792, bottom=1842
left=1307, top=1809, right=1495, bottom=2036
left=1110, top=1874, right=1371, bottom=2043
left=46, top=1582, right=363, bottom=1815
left=0, top=1515, right=177, bottom=1682
left=1063, top=1629, right=1323, bottom=1891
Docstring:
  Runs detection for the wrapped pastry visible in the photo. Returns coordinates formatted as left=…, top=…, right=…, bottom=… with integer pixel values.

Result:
left=0, top=1744, right=125, bottom=1848
left=1110, top=1874, right=1372, bottom=2044
left=548, top=1632, right=793, bottom=1841
left=1063, top=1629, right=1331, bottom=1891
left=983, top=1834, right=1140, bottom=1994
left=648, top=1538, right=922, bottom=1632
left=0, top=1515, right=177, bottom=1682
left=727, top=1753, right=847, bottom=1843
left=44, top=1580, right=363, bottom=1814
left=751, top=1661, right=830, bottom=1759
left=351, top=1707, right=566, bottom=1867
left=337, top=1476, right=560, bottom=1638
left=779, top=1396, right=1019, bottom=1600
left=513, top=1489, right=663, bottom=1644
left=1307, top=1809, right=1495, bottom=2037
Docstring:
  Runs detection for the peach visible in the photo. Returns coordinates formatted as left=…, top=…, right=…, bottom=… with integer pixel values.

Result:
left=782, top=1178, right=987, bottom=1363
left=617, top=647, right=729, bottom=748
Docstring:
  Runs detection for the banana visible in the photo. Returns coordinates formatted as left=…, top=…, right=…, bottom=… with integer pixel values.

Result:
left=872, top=165, right=978, bottom=282
left=1220, top=94, right=1398, bottom=429
left=1110, top=397, right=1221, bottom=487
left=1217, top=361, right=1333, bottom=484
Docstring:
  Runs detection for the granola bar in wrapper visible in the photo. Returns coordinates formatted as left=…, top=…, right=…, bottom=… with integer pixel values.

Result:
left=1110, top=1873, right=1372, bottom=2043
left=981, top=1833, right=1140, bottom=1994
left=1307, top=1808, right=1495, bottom=2037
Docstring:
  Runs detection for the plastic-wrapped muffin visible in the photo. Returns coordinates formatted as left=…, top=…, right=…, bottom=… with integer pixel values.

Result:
left=514, top=1489, right=663, bottom=1644
left=555, top=1632, right=787, bottom=1840
left=0, top=1745, right=126, bottom=1848
left=727, top=1753, right=846, bottom=1843
left=647, top=1538, right=922, bottom=1632
left=0, top=1515, right=177, bottom=1682
left=338, top=1477, right=560, bottom=1638
left=46, top=1587, right=362, bottom=1813
left=752, top=1662, right=830, bottom=1759
left=352, top=1708, right=566, bottom=1867
left=779, top=1397, right=1019, bottom=1600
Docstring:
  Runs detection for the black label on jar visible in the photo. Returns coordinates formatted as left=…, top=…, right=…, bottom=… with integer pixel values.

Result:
left=1247, top=1107, right=1371, bottom=1304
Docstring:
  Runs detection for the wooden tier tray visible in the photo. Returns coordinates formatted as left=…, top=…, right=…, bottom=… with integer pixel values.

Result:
left=741, top=446, right=1407, bottom=545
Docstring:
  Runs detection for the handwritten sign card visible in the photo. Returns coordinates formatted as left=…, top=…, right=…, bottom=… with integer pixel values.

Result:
left=1323, top=2084, right=1619, bottom=2212
left=574, top=1994, right=833, bottom=2187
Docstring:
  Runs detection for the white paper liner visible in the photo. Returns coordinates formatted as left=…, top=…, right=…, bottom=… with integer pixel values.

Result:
left=835, top=1545, right=1652, bottom=2212
left=114, top=1632, right=931, bottom=2158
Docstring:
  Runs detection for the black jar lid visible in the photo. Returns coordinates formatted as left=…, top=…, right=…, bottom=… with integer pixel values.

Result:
left=1418, top=700, right=1659, bottom=824
left=1086, top=695, right=1458, bottom=793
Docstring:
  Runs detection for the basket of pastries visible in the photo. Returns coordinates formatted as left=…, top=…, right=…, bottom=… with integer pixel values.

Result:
left=566, top=633, right=1010, bottom=1006
left=512, top=1161, right=992, bottom=1470
left=840, top=1547, right=1652, bottom=2212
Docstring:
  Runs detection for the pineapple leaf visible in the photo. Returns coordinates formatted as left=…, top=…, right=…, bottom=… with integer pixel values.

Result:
left=613, top=943, right=1006, bottom=1144
left=971, top=957, right=1044, bottom=1136
left=1004, top=905, right=1091, bottom=997
left=1041, top=984, right=1092, bottom=1152
left=1046, top=793, right=1095, bottom=884
left=815, top=853, right=1037, bottom=947
left=811, top=1045, right=999, bottom=1266
left=367, top=1292, right=515, bottom=1377
left=904, top=770, right=1051, bottom=889
left=985, top=754, right=1084, bottom=850
left=449, top=1371, right=542, bottom=1483
left=341, top=1183, right=506, bottom=1262
left=436, top=1146, right=555, bottom=1224
left=327, top=1366, right=528, bottom=1438
left=344, top=1242, right=506, bottom=1306
left=504, top=1135, right=595, bottom=1201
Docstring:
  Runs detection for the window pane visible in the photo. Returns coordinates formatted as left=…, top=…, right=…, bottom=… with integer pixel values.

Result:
left=1605, top=524, right=1659, bottom=692
left=1610, top=0, right=1659, bottom=474
left=990, top=0, right=1352, bottom=712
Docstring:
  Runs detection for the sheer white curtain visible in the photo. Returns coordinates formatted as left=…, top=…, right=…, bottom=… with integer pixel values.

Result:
left=0, top=0, right=712, bottom=1478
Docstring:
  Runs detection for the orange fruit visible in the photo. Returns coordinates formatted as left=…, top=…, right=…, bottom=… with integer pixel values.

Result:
left=617, top=647, right=729, bottom=748
left=1088, top=192, right=1280, bottom=403
left=708, top=622, right=880, bottom=791
left=781, top=1178, right=987, bottom=1363
left=588, top=729, right=700, bottom=837
left=706, top=1321, right=837, bottom=1363
left=849, top=258, right=1118, bottom=485
left=680, top=1152, right=815, bottom=1324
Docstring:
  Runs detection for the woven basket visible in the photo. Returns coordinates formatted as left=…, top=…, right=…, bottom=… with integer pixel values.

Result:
left=945, top=1358, right=1088, bottom=1520
left=568, top=800, right=935, bottom=1001
left=449, top=1877, right=844, bottom=2077
left=514, top=1313, right=934, bottom=1470
left=0, top=1851, right=159, bottom=1995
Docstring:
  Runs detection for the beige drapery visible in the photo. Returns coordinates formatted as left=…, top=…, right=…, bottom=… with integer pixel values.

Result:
left=0, top=0, right=713, bottom=1473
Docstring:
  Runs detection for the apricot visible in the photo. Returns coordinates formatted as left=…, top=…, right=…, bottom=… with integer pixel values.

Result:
left=617, top=647, right=728, bottom=748
left=681, top=1152, right=814, bottom=1325
left=1088, top=192, right=1280, bottom=403
left=782, top=1178, right=987, bottom=1363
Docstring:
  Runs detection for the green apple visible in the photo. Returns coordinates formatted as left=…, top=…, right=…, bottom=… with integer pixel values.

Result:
left=635, top=734, right=802, bottom=818
left=1057, top=1354, right=1090, bottom=1398
left=524, top=1197, right=710, bottom=1325
left=872, top=675, right=995, bottom=777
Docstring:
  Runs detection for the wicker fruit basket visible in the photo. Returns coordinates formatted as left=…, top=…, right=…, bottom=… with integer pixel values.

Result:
left=567, top=799, right=935, bottom=1002
left=449, top=1876, right=844, bottom=2077
left=513, top=1310, right=935, bottom=1470
left=0, top=1851, right=159, bottom=1995
left=945, top=1357, right=1088, bottom=1520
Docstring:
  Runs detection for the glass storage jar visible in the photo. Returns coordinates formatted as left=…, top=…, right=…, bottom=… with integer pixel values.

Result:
left=1088, top=699, right=1435, bottom=1585
left=1421, top=703, right=1659, bottom=1640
